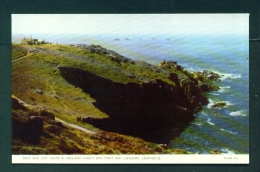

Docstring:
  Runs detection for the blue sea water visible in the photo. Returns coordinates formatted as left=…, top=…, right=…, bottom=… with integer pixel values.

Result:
left=13, top=33, right=249, bottom=154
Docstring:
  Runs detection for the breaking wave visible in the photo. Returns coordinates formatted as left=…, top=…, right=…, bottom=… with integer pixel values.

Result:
left=220, top=148, right=236, bottom=155
left=206, top=118, right=215, bottom=126
left=219, top=85, right=231, bottom=93
left=221, top=73, right=242, bottom=80
left=230, top=111, right=247, bottom=117
left=210, top=70, right=242, bottom=81
left=220, top=128, right=237, bottom=135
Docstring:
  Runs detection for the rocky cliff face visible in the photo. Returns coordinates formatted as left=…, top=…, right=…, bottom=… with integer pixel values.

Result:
left=12, top=97, right=58, bottom=145
left=12, top=43, right=222, bottom=147
left=55, top=45, right=220, bottom=143
left=59, top=63, right=217, bottom=143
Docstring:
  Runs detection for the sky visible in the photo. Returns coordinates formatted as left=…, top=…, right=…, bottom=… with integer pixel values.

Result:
left=12, top=14, right=249, bottom=36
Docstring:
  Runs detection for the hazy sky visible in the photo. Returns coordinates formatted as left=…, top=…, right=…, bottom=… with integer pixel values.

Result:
left=12, top=14, right=249, bottom=36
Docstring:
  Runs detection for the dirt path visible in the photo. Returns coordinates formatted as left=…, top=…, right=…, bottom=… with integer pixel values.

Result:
left=55, top=118, right=96, bottom=134
left=12, top=48, right=97, bottom=135
left=12, top=49, right=40, bottom=62
left=12, top=95, right=97, bottom=135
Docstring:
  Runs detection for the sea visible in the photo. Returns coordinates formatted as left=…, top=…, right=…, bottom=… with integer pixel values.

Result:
left=13, top=33, right=249, bottom=154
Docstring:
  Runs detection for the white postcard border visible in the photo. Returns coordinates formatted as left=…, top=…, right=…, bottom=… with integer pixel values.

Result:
left=12, top=154, right=249, bottom=164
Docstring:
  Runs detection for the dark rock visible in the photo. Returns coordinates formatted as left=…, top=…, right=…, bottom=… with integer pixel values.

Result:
left=12, top=111, right=43, bottom=144
left=210, top=149, right=221, bottom=154
left=198, top=81, right=219, bottom=92
left=29, top=116, right=44, bottom=134
left=59, top=67, right=195, bottom=131
left=168, top=73, right=179, bottom=85
left=193, top=70, right=221, bottom=82
left=175, top=65, right=182, bottom=70
left=81, top=117, right=88, bottom=123
left=40, top=110, right=55, bottom=120
left=54, top=121, right=64, bottom=128
left=158, top=60, right=178, bottom=69
left=76, top=116, right=82, bottom=122
left=12, top=97, right=26, bottom=110
left=211, top=102, right=226, bottom=108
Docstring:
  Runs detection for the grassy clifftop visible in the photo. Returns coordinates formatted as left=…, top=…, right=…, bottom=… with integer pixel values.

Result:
left=12, top=43, right=220, bottom=154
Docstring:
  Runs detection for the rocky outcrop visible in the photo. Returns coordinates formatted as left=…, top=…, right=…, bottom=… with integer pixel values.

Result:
left=211, top=102, right=226, bottom=108
left=59, top=66, right=217, bottom=143
left=193, top=70, right=221, bottom=82
left=40, top=109, right=55, bottom=120
left=12, top=109, right=43, bottom=144
left=59, top=67, right=195, bottom=125
left=158, top=60, right=182, bottom=71
left=12, top=97, right=58, bottom=144
left=72, top=44, right=135, bottom=64
left=56, top=48, right=221, bottom=143
left=159, top=60, right=220, bottom=93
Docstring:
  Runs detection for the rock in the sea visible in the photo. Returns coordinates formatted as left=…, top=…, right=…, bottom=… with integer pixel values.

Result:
left=211, top=102, right=226, bottom=108
left=210, top=149, right=221, bottom=154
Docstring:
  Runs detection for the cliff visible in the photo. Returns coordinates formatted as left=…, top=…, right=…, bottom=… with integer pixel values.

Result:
left=57, top=44, right=220, bottom=142
left=12, top=43, right=220, bottom=144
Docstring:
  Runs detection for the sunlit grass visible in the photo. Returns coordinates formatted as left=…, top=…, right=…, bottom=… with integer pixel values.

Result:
left=12, top=44, right=28, bottom=60
left=12, top=106, right=187, bottom=154
left=12, top=43, right=203, bottom=154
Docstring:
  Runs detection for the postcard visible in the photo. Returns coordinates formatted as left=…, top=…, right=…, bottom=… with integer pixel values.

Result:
left=11, top=14, right=249, bottom=164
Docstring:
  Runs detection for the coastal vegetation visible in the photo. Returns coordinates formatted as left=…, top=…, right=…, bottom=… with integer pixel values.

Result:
left=12, top=43, right=221, bottom=154
left=12, top=44, right=28, bottom=60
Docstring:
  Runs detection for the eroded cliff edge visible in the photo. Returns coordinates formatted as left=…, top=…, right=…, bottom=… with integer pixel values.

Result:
left=57, top=44, right=221, bottom=143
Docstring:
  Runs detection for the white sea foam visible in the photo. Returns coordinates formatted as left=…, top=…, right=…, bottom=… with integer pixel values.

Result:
left=221, top=73, right=242, bottom=80
left=211, top=70, right=242, bottom=80
left=220, top=148, right=236, bottom=155
left=200, top=111, right=208, bottom=116
left=192, top=123, right=202, bottom=126
left=206, top=118, right=215, bottom=126
left=230, top=110, right=247, bottom=117
left=219, top=85, right=231, bottom=93
left=209, top=92, right=220, bottom=96
left=207, top=99, right=215, bottom=108
left=224, top=101, right=233, bottom=106
left=220, top=128, right=237, bottom=135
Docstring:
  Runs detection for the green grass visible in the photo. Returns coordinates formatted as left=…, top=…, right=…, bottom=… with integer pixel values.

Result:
left=12, top=44, right=28, bottom=60
left=12, top=45, right=109, bottom=132
left=12, top=43, right=181, bottom=120
left=12, top=43, right=217, bottom=154
left=12, top=102, right=189, bottom=154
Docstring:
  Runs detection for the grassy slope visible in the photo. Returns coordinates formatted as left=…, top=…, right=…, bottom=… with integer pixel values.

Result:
left=12, top=43, right=200, bottom=154
left=12, top=44, right=28, bottom=60
left=12, top=44, right=190, bottom=128
left=12, top=97, right=190, bottom=154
